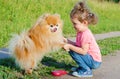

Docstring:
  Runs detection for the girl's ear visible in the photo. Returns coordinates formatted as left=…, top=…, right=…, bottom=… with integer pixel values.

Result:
left=83, top=20, right=88, bottom=25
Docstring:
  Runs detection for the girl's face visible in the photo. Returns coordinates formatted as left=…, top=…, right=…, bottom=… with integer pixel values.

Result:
left=71, top=18, right=88, bottom=32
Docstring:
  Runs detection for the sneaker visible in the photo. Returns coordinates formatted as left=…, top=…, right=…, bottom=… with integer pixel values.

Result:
left=72, top=70, right=93, bottom=77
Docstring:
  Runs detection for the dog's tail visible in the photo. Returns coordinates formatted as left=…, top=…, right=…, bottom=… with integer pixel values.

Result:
left=9, top=32, right=35, bottom=54
left=8, top=32, right=36, bottom=69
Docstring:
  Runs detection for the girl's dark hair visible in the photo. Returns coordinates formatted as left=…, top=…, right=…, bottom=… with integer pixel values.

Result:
left=70, top=1, right=98, bottom=25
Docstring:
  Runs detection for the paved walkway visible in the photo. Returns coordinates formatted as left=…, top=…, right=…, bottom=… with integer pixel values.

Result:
left=0, top=48, right=10, bottom=59
left=0, top=31, right=120, bottom=79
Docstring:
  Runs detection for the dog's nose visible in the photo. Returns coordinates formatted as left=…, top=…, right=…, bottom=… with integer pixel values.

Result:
left=53, top=28, right=57, bottom=32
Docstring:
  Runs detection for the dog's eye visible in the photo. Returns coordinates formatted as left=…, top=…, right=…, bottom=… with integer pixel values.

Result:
left=56, top=24, right=58, bottom=27
left=50, top=25, right=53, bottom=27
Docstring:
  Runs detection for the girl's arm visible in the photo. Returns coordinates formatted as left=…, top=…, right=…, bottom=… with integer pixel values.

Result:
left=63, top=37, right=76, bottom=45
left=64, top=43, right=89, bottom=55
left=67, top=39, right=76, bottom=45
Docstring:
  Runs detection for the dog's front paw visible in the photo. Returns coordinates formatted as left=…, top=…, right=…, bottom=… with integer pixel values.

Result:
left=63, top=38, right=68, bottom=43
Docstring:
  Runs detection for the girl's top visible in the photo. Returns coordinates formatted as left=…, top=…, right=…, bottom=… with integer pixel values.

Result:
left=76, top=29, right=102, bottom=62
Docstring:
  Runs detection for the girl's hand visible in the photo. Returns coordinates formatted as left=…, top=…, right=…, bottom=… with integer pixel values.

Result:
left=63, top=44, right=71, bottom=51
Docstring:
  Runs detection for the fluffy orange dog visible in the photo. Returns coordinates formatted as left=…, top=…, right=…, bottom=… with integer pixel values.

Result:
left=9, top=14, right=65, bottom=74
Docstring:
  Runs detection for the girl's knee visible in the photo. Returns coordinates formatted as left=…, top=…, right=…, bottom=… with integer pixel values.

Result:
left=93, top=62, right=101, bottom=69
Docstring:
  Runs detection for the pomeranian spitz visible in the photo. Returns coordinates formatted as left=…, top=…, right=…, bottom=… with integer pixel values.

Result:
left=9, top=14, right=65, bottom=74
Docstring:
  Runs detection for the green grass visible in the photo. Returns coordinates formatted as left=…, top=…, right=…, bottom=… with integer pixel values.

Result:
left=0, top=37, right=120, bottom=79
left=98, top=37, right=120, bottom=55
left=88, top=0, right=120, bottom=33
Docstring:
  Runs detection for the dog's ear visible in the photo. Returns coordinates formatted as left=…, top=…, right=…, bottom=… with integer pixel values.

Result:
left=33, top=13, right=50, bottom=27
left=42, top=13, right=50, bottom=20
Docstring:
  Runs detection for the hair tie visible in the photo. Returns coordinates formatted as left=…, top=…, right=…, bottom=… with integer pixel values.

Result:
left=89, top=13, right=93, bottom=17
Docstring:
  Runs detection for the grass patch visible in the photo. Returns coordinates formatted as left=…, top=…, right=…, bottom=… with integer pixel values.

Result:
left=88, top=0, right=120, bottom=33
left=0, top=51, right=74, bottom=79
left=98, top=37, right=120, bottom=55
left=0, top=37, right=120, bottom=79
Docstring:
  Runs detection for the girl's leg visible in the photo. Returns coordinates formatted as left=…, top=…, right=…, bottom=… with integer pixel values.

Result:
left=69, top=50, right=92, bottom=72
left=69, top=50, right=101, bottom=77
left=69, top=50, right=101, bottom=70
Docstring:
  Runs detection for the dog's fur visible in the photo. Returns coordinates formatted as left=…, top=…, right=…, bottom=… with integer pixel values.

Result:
left=9, top=14, right=65, bottom=74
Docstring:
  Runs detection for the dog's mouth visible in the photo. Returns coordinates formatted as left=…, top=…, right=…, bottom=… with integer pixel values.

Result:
left=51, top=28, right=57, bottom=32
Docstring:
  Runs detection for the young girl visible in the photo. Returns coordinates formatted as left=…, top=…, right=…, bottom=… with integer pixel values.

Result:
left=63, top=1, right=102, bottom=77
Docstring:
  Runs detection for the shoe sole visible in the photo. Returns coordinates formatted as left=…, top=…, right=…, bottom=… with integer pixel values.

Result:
left=72, top=72, right=93, bottom=77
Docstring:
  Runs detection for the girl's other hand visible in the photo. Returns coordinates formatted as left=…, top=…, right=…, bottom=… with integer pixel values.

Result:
left=63, top=44, right=70, bottom=51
